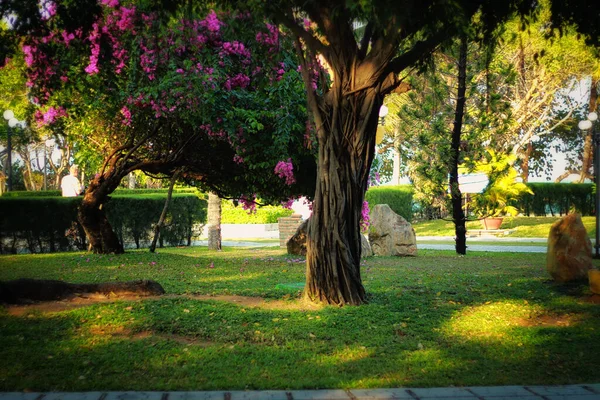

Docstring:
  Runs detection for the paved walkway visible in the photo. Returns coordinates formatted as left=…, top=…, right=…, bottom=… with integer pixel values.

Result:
left=1, top=384, right=599, bottom=399
left=195, top=238, right=549, bottom=253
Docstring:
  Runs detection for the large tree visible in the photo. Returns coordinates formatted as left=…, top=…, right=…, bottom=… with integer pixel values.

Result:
left=3, top=0, right=596, bottom=305
left=8, top=4, right=317, bottom=253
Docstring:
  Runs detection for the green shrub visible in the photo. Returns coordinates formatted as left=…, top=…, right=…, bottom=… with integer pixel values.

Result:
left=365, top=185, right=414, bottom=222
left=221, top=201, right=294, bottom=224
left=2, top=190, right=62, bottom=197
left=0, top=194, right=207, bottom=253
left=519, top=183, right=594, bottom=216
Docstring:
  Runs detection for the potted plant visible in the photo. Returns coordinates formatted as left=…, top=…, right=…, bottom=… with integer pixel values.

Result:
left=468, top=150, right=533, bottom=230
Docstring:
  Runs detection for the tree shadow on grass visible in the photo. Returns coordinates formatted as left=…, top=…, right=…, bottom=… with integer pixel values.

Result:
left=1, top=250, right=600, bottom=390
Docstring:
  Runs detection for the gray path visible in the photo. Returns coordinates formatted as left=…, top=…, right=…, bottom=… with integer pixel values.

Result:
left=1, top=384, right=599, bottom=399
left=417, top=243, right=547, bottom=253
left=195, top=238, right=549, bottom=253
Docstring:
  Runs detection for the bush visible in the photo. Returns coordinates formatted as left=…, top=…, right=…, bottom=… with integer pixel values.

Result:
left=2, top=190, right=62, bottom=197
left=0, top=194, right=207, bottom=253
left=365, top=185, right=414, bottom=222
left=221, top=201, right=294, bottom=224
left=519, top=183, right=594, bottom=216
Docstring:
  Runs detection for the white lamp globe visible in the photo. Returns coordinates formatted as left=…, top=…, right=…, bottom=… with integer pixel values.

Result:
left=8, top=117, right=19, bottom=128
left=379, top=105, right=389, bottom=118
left=589, top=112, right=598, bottom=122
left=3, top=110, right=14, bottom=121
left=579, top=120, right=593, bottom=130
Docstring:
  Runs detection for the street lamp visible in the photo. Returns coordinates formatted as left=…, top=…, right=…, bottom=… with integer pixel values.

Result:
left=43, top=138, right=56, bottom=191
left=579, top=111, right=599, bottom=258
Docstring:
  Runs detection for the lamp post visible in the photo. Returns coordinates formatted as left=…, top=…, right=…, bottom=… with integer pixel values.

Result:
left=579, top=111, right=599, bottom=258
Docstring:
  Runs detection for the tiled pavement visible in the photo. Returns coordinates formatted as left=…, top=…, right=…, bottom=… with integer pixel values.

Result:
left=1, top=385, right=599, bottom=400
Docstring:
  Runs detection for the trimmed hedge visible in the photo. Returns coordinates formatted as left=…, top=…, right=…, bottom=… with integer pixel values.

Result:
left=365, top=185, right=414, bottom=222
left=1, top=188, right=198, bottom=197
left=0, top=194, right=207, bottom=253
left=520, top=183, right=594, bottom=216
left=221, top=201, right=294, bottom=224
left=2, top=190, right=62, bottom=197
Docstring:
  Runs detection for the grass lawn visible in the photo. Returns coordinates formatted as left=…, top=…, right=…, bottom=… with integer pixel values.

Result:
left=1, top=246, right=600, bottom=391
left=413, top=216, right=596, bottom=238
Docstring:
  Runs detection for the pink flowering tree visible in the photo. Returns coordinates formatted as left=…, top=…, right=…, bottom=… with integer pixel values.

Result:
left=11, top=3, right=317, bottom=253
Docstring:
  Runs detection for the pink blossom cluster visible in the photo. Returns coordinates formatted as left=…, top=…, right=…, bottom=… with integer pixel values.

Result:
left=36, top=106, right=67, bottom=126
left=41, top=0, right=57, bottom=20
left=220, top=41, right=251, bottom=59
left=199, top=10, right=223, bottom=33
left=274, top=158, right=296, bottom=185
left=224, top=73, right=250, bottom=90
left=239, top=194, right=257, bottom=214
left=360, top=200, right=370, bottom=232
left=84, top=23, right=101, bottom=74
left=281, top=198, right=295, bottom=209
left=255, top=23, right=279, bottom=50
left=102, top=0, right=119, bottom=8
left=120, top=106, right=132, bottom=126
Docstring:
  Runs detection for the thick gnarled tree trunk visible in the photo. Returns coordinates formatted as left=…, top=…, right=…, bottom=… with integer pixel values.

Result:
left=78, top=169, right=126, bottom=254
left=304, top=88, right=380, bottom=305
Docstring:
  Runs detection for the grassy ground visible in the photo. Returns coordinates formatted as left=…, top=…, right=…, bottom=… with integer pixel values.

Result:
left=413, top=216, right=595, bottom=238
left=1, top=246, right=600, bottom=391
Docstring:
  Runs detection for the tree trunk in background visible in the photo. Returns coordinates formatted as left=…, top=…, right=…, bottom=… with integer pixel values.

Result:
left=128, top=173, right=136, bottom=189
left=78, top=168, right=125, bottom=254
left=520, top=142, right=533, bottom=183
left=207, top=192, right=222, bottom=251
left=150, top=172, right=178, bottom=253
left=449, top=35, right=468, bottom=255
left=579, top=79, right=598, bottom=183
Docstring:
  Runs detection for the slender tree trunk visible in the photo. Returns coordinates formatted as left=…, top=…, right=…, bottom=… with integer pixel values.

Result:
left=449, top=35, right=468, bottom=255
left=207, top=192, right=222, bottom=251
left=580, top=79, right=598, bottom=183
left=304, top=88, right=379, bottom=306
left=521, top=142, right=533, bottom=183
left=78, top=168, right=125, bottom=254
left=150, top=172, right=178, bottom=253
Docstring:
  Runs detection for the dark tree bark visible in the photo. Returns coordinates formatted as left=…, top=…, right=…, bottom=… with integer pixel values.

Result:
left=150, top=171, right=178, bottom=253
left=449, top=35, right=468, bottom=255
left=78, top=168, right=126, bottom=254
left=207, top=192, right=222, bottom=251
left=279, top=4, right=441, bottom=306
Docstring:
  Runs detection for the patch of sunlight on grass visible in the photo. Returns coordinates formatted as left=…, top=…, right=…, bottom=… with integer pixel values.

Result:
left=317, top=345, right=373, bottom=365
left=441, top=300, right=544, bottom=343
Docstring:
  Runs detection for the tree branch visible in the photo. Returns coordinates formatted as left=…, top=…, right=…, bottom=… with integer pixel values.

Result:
left=273, top=8, right=328, bottom=57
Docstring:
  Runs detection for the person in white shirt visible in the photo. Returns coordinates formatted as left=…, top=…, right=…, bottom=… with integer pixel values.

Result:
left=61, top=165, right=83, bottom=197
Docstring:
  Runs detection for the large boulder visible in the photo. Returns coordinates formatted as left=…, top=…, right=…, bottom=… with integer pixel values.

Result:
left=287, top=219, right=309, bottom=256
left=286, top=219, right=372, bottom=258
left=369, top=204, right=417, bottom=256
left=546, top=213, right=592, bottom=282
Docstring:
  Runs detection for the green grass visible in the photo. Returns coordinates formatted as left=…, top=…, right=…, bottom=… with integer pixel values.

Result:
left=1, top=247, right=600, bottom=391
left=413, top=216, right=596, bottom=238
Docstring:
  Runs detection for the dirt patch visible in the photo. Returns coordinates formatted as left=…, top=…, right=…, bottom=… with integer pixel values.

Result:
left=4, top=293, right=164, bottom=316
left=3, top=293, right=321, bottom=316
left=184, top=294, right=322, bottom=311
left=518, top=313, right=579, bottom=328
left=580, top=294, right=600, bottom=304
